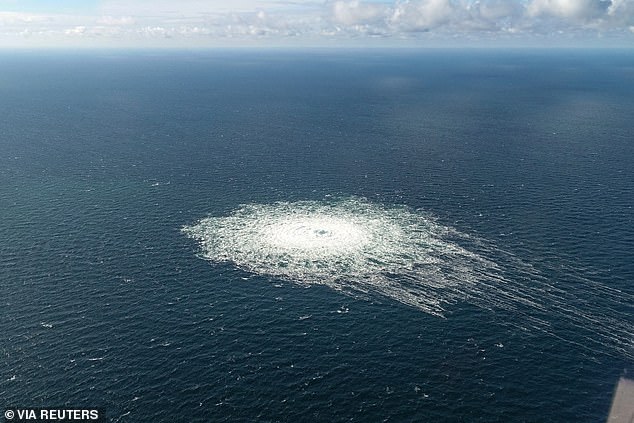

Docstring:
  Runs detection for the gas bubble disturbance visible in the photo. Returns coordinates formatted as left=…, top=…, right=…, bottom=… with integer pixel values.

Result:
left=183, top=197, right=515, bottom=316
left=183, top=197, right=634, bottom=357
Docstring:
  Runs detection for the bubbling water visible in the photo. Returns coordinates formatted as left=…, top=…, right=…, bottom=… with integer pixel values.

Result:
left=183, top=197, right=634, bottom=358
left=262, top=215, right=370, bottom=253
left=182, top=197, right=509, bottom=316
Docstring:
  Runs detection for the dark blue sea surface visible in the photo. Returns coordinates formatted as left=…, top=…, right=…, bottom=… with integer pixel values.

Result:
left=1, top=50, right=633, bottom=422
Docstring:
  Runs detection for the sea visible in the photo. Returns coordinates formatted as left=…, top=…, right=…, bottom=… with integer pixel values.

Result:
left=1, top=49, right=632, bottom=422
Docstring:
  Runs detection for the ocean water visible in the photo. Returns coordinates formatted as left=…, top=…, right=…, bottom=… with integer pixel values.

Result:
left=1, top=50, right=632, bottom=422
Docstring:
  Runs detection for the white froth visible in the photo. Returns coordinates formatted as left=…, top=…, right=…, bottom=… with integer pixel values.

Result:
left=182, top=197, right=503, bottom=316
left=183, top=197, right=634, bottom=358
left=261, top=215, right=370, bottom=253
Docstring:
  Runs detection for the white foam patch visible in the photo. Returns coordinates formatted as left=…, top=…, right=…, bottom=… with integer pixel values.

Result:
left=183, top=197, right=634, bottom=359
left=182, top=197, right=514, bottom=316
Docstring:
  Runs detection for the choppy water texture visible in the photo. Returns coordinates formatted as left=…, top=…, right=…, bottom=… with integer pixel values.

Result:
left=1, top=51, right=633, bottom=423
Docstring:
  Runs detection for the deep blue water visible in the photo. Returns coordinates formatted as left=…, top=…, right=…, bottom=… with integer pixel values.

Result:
left=1, top=50, right=633, bottom=422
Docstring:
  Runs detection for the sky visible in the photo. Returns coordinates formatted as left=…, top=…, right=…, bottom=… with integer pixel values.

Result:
left=0, top=0, right=633, bottom=48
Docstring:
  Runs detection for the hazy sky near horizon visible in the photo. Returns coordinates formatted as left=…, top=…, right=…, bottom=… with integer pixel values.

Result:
left=0, top=0, right=633, bottom=48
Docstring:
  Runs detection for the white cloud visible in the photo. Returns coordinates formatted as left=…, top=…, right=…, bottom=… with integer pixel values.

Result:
left=0, top=0, right=633, bottom=47
left=64, top=25, right=86, bottom=36
left=331, top=0, right=388, bottom=25
left=99, top=0, right=310, bottom=17
left=96, top=15, right=135, bottom=26
left=527, top=0, right=609, bottom=21
left=473, top=0, right=524, bottom=21
left=608, top=0, right=634, bottom=25
left=0, top=11, right=51, bottom=24
left=390, top=0, right=457, bottom=31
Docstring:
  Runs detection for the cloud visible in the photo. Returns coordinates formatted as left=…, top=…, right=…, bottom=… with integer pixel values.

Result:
left=96, top=15, right=135, bottom=26
left=64, top=25, right=86, bottom=36
left=390, top=0, right=457, bottom=32
left=467, top=0, right=525, bottom=31
left=524, top=0, right=634, bottom=34
left=0, top=11, right=51, bottom=24
left=472, top=0, right=524, bottom=22
left=527, top=0, right=609, bottom=21
left=99, top=0, right=309, bottom=16
left=608, top=0, right=634, bottom=25
left=0, top=0, right=633, bottom=47
left=331, top=0, right=388, bottom=25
